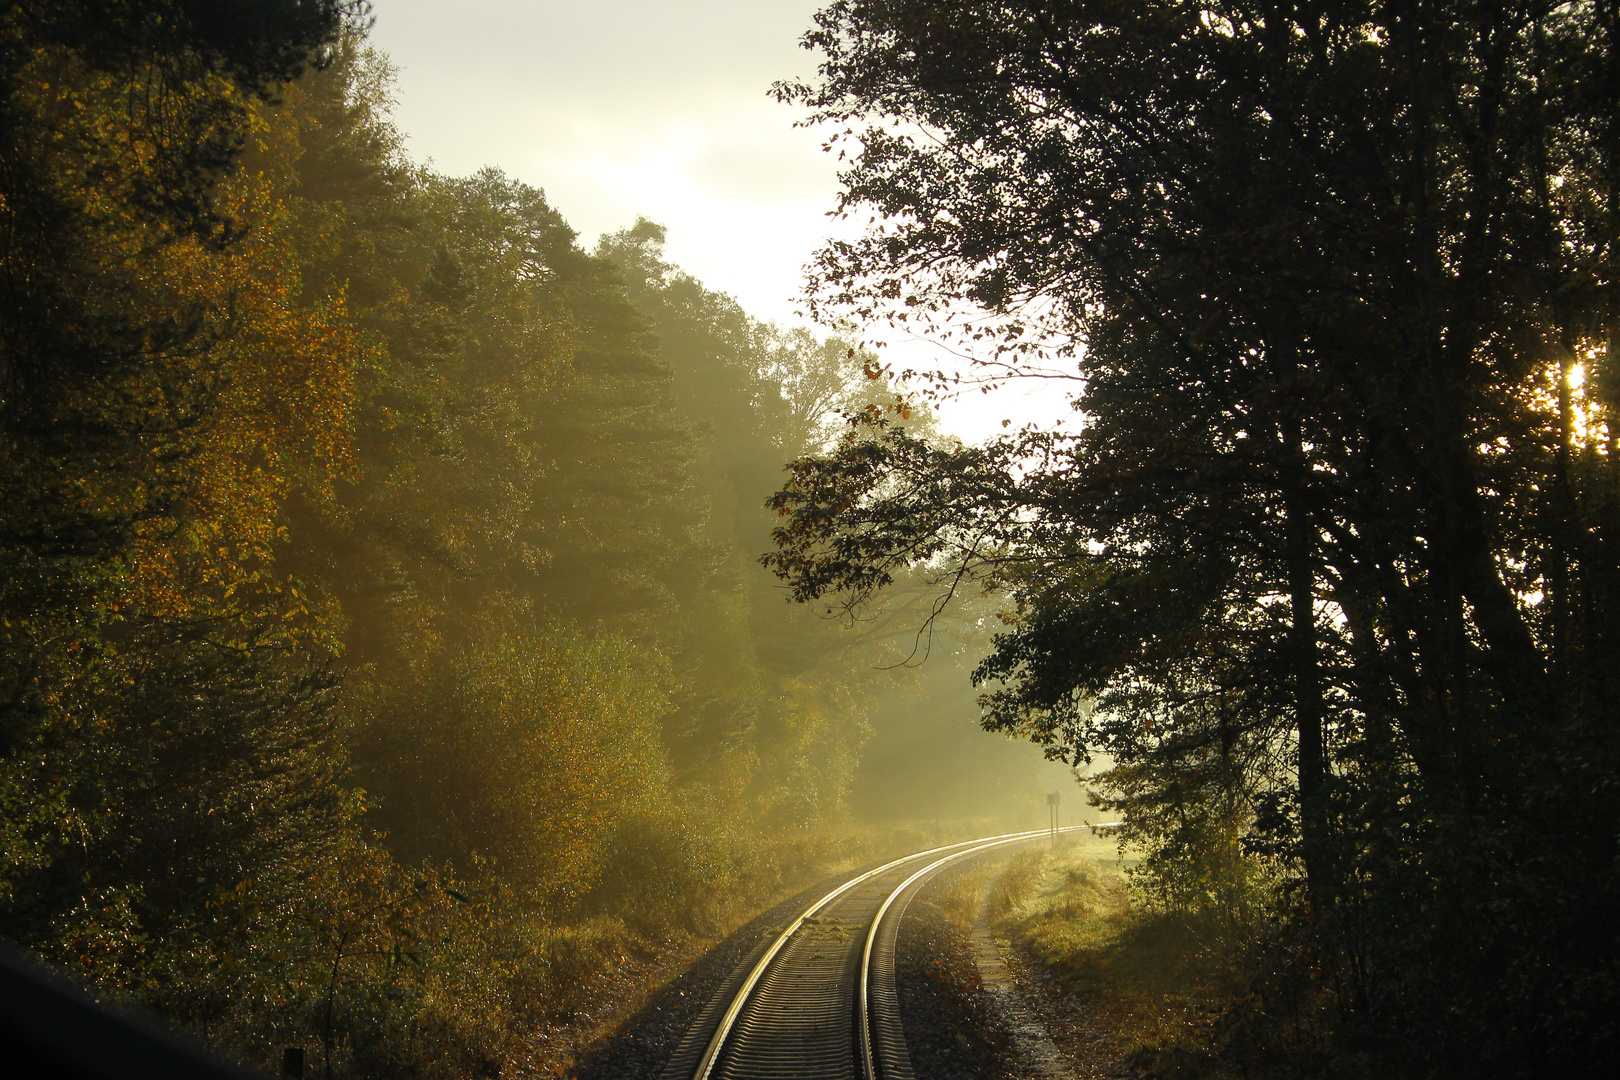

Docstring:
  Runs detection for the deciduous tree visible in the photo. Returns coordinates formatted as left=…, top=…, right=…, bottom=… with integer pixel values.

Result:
left=768, top=2, right=1620, bottom=1070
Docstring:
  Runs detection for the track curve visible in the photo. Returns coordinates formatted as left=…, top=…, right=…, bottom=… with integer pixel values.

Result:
left=660, top=828, right=1081, bottom=1080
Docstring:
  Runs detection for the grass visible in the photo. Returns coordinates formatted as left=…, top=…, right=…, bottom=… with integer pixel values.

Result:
left=982, top=836, right=1258, bottom=1079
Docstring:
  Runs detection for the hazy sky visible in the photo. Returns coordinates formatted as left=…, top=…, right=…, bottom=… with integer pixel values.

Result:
left=366, top=0, right=1066, bottom=442
left=368, top=1, right=836, bottom=322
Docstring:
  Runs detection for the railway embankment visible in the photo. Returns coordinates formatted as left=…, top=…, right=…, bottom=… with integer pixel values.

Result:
left=975, top=839, right=1259, bottom=1080
left=575, top=829, right=1095, bottom=1080
left=570, top=826, right=1271, bottom=1080
left=569, top=823, right=977, bottom=1079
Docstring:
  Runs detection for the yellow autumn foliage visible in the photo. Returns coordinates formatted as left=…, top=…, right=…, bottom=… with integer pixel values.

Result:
left=124, top=97, right=363, bottom=646
left=354, top=615, right=672, bottom=906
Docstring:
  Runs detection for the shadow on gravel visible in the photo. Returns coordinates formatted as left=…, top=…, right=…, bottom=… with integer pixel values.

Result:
left=896, top=861, right=1019, bottom=1080
left=572, top=861, right=905, bottom=1080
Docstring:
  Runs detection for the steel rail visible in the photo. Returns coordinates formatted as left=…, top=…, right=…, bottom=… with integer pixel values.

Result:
left=691, top=826, right=1078, bottom=1080
left=856, top=829, right=1078, bottom=1080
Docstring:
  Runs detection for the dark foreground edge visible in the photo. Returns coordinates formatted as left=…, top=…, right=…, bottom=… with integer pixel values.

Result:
left=0, top=938, right=263, bottom=1080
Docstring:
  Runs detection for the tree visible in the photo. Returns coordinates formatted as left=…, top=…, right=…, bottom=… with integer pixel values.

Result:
left=0, top=0, right=362, bottom=587
left=600, top=219, right=969, bottom=819
left=0, top=1, right=370, bottom=1033
left=768, top=2, right=1620, bottom=1071
left=0, top=0, right=361, bottom=900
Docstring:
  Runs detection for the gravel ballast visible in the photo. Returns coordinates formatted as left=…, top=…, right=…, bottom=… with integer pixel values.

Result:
left=571, top=848, right=1112, bottom=1080
left=893, top=860, right=1021, bottom=1080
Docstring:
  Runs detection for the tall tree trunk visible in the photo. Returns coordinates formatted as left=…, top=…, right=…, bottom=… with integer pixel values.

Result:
left=1283, top=419, right=1328, bottom=899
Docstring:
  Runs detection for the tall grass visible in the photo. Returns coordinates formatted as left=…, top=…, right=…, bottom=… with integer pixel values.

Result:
left=991, top=838, right=1260, bottom=1078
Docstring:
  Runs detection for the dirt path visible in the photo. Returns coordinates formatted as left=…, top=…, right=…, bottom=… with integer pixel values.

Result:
left=969, top=877, right=1076, bottom=1078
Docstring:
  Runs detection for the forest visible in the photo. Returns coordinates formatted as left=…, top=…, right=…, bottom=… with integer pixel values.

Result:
left=3, top=2, right=1619, bottom=1080
left=0, top=1, right=1010, bottom=1074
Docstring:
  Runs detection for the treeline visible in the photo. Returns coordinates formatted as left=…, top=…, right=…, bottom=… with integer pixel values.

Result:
left=767, top=3, right=1620, bottom=1078
left=0, top=4, right=933, bottom=1074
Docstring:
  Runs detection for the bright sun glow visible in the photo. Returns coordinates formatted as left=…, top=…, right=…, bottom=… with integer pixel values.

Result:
left=1526, top=352, right=1613, bottom=450
left=367, top=0, right=1065, bottom=446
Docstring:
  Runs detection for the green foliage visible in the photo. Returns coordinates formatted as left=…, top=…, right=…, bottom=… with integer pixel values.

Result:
left=1003, top=845, right=1257, bottom=1080
left=353, top=616, right=670, bottom=907
left=586, top=797, right=738, bottom=935
left=596, top=218, right=954, bottom=821
left=0, top=0, right=361, bottom=983
left=987, top=848, right=1048, bottom=923
left=0, top=12, right=984, bottom=1077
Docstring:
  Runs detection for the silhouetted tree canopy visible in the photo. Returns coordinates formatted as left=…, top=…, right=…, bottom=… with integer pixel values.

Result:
left=768, top=2, right=1620, bottom=1073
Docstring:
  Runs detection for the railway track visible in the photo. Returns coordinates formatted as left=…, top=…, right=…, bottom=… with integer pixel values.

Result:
left=659, top=828, right=1081, bottom=1080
